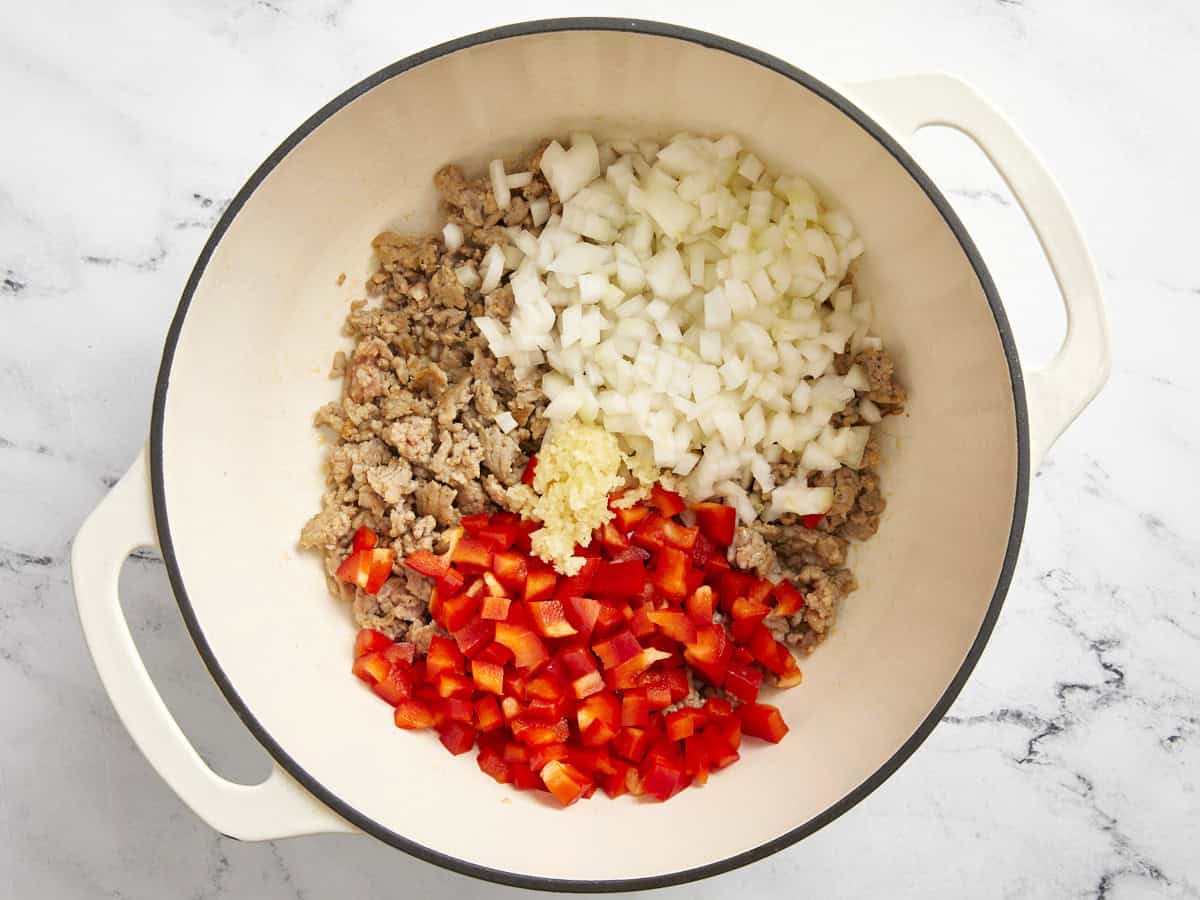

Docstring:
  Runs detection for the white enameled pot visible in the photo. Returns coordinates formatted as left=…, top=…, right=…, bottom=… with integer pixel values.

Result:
left=71, top=19, right=1109, bottom=892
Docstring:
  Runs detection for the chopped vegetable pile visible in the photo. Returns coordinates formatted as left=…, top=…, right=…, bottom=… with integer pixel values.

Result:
left=340, top=485, right=803, bottom=806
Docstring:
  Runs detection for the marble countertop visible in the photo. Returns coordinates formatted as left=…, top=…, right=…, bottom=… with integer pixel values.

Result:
left=3, top=1, right=1197, bottom=897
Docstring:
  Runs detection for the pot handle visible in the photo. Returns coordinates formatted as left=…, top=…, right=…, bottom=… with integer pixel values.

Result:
left=71, top=448, right=356, bottom=841
left=847, top=74, right=1111, bottom=467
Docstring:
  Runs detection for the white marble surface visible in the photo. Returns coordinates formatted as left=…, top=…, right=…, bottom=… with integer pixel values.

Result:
left=2, top=0, right=1198, bottom=897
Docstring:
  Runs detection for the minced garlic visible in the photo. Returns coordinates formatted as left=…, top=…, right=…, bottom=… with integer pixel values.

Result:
left=509, top=420, right=626, bottom=576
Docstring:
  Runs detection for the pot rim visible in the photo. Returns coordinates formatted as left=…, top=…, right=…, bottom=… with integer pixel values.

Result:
left=148, top=17, right=1030, bottom=893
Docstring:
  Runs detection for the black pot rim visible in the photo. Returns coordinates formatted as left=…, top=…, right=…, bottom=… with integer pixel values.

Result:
left=149, top=16, right=1029, bottom=894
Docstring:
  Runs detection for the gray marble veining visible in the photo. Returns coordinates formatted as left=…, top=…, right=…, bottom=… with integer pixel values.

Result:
left=2, top=0, right=1197, bottom=897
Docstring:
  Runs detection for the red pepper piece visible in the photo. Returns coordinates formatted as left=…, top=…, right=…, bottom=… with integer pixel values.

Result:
left=690, top=531, right=715, bottom=569
left=577, top=692, right=620, bottom=746
left=663, top=666, right=689, bottom=701
left=370, top=663, right=413, bottom=705
left=776, top=649, right=803, bottom=688
left=491, top=550, right=528, bottom=594
left=647, top=608, right=698, bottom=644
left=801, top=513, right=824, bottom=529
left=611, top=727, right=652, bottom=763
left=640, top=753, right=689, bottom=802
left=512, top=716, right=570, bottom=747
left=474, top=695, right=504, bottom=732
left=598, top=521, right=631, bottom=554
left=520, top=454, right=538, bottom=486
left=451, top=615, right=494, bottom=658
left=477, top=747, right=513, bottom=784
left=738, top=702, right=790, bottom=743
left=685, top=585, right=716, bottom=624
left=511, top=764, right=543, bottom=791
left=523, top=565, right=558, bottom=603
left=692, top=502, right=737, bottom=546
left=425, top=636, right=465, bottom=679
left=730, top=616, right=763, bottom=644
left=613, top=503, right=651, bottom=532
left=450, top=535, right=494, bottom=572
left=650, top=484, right=687, bottom=517
left=478, top=519, right=519, bottom=552
left=607, top=648, right=673, bottom=690
left=527, top=600, right=579, bottom=638
left=639, top=670, right=673, bottom=710
left=723, top=660, right=764, bottom=704
left=564, top=594, right=602, bottom=638
left=470, top=659, right=506, bottom=696
left=393, top=699, right=435, bottom=729
left=620, top=689, right=651, bottom=728
left=353, top=628, right=393, bottom=659
left=631, top=513, right=667, bottom=552
left=480, top=595, right=511, bottom=621
left=437, top=720, right=476, bottom=755
left=336, top=547, right=395, bottom=594
left=440, top=591, right=480, bottom=632
left=435, top=671, right=473, bottom=699
left=351, top=526, right=378, bottom=553
left=683, top=735, right=711, bottom=785
left=592, top=600, right=627, bottom=639
left=553, top=557, right=600, bottom=600
left=494, top=623, right=549, bottom=672
left=609, top=546, right=651, bottom=564
left=459, top=514, right=490, bottom=534
left=664, top=707, right=708, bottom=741
left=592, top=559, right=647, bottom=599
left=503, top=741, right=530, bottom=765
left=628, top=603, right=655, bottom=639
left=540, top=760, right=592, bottom=807
left=436, top=567, right=465, bottom=595
left=651, top=546, right=691, bottom=602
left=382, top=642, right=415, bottom=667
left=592, top=629, right=644, bottom=670
left=438, top=696, right=474, bottom=723
left=661, top=520, right=699, bottom=552
left=730, top=594, right=771, bottom=624
left=525, top=673, right=566, bottom=703
left=528, top=742, right=569, bottom=772
left=771, top=579, right=805, bottom=616
left=403, top=548, right=447, bottom=580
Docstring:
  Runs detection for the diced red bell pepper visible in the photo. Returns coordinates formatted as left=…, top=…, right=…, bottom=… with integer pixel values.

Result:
left=662, top=520, right=699, bottom=552
left=611, top=726, right=652, bottom=763
left=393, top=698, right=435, bottom=729
left=776, top=650, right=804, bottom=688
left=723, top=660, right=764, bottom=704
left=525, top=673, right=566, bottom=702
left=651, top=547, right=690, bottom=602
left=730, top=594, right=771, bottom=625
left=494, top=623, right=549, bottom=672
left=471, top=659, right=506, bottom=696
left=523, top=566, right=558, bottom=603
left=351, top=526, right=379, bottom=553
left=437, top=720, right=476, bottom=755
left=621, top=689, right=651, bottom=728
left=353, top=628, right=393, bottom=659
left=351, top=651, right=390, bottom=686
left=628, top=603, right=655, bottom=639
left=491, top=551, right=528, bottom=594
left=738, top=702, right=790, bottom=743
left=403, top=549, right=448, bottom=580
left=501, top=696, right=523, bottom=721
left=480, top=595, right=511, bottom=621
left=477, top=747, right=512, bottom=784
left=503, top=741, right=530, bottom=765
left=703, top=695, right=733, bottom=717
left=382, top=642, right=415, bottom=667
left=664, top=707, right=707, bottom=741
left=650, top=484, right=687, bottom=517
left=639, top=671, right=673, bottom=710
left=425, top=636, right=465, bottom=679
left=527, top=695, right=572, bottom=722
left=730, top=616, right=761, bottom=643
left=801, top=513, right=825, bottom=529
left=598, top=521, right=631, bottom=553
left=567, top=745, right=617, bottom=777
left=451, top=615, right=494, bottom=659
left=587, top=559, right=645, bottom=600
left=683, top=735, right=711, bottom=785
left=559, top=594, right=599, bottom=639
left=553, top=557, right=599, bottom=600
left=647, top=608, right=698, bottom=644
left=664, top=666, right=689, bottom=701
left=631, top=514, right=667, bottom=552
left=528, top=742, right=569, bottom=772
left=436, top=567, right=465, bottom=595
left=540, top=760, right=592, bottom=807
left=685, top=585, right=716, bottom=624
left=771, top=579, right=805, bottom=616
left=336, top=547, right=395, bottom=594
left=692, top=502, right=737, bottom=546
left=438, top=696, right=474, bottom=723
left=592, top=600, right=627, bottom=639
left=609, top=546, right=651, bottom=564
left=511, top=764, right=543, bottom=791
left=512, top=716, right=570, bottom=747
left=690, top=531, right=715, bottom=569
left=613, top=503, right=650, bottom=532
left=451, top=535, right=494, bottom=572
left=520, top=454, right=538, bottom=486
left=474, top=695, right=504, bottom=732
left=371, top=663, right=413, bottom=706
left=527, top=600, right=579, bottom=638
left=592, top=629, right=644, bottom=670
left=607, top=648, right=673, bottom=690
left=440, top=591, right=480, bottom=632
left=460, top=514, right=490, bottom=534
left=640, top=754, right=689, bottom=802
left=481, top=571, right=509, bottom=599
left=436, top=671, right=473, bottom=700
left=577, top=691, right=620, bottom=735
left=602, top=758, right=634, bottom=798
left=477, top=517, right=520, bottom=553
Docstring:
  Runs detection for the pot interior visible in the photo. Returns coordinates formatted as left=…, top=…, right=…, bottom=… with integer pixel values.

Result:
left=156, top=26, right=1020, bottom=884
